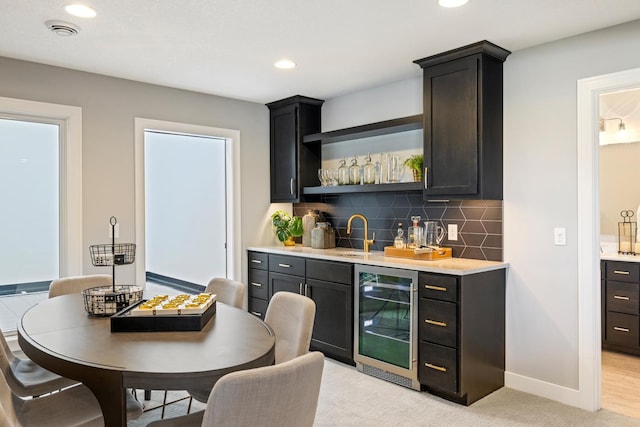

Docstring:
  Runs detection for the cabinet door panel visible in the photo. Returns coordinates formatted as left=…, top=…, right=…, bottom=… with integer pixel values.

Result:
left=419, top=273, right=458, bottom=302
left=306, top=259, right=353, bottom=284
left=248, top=251, right=268, bottom=270
left=419, top=341, right=458, bottom=394
left=607, top=281, right=639, bottom=315
left=270, top=104, right=297, bottom=202
left=248, top=269, right=269, bottom=300
left=420, top=298, right=457, bottom=348
left=269, top=254, right=305, bottom=277
left=606, top=262, right=640, bottom=283
left=248, top=298, right=268, bottom=319
left=269, top=272, right=304, bottom=296
left=306, top=278, right=353, bottom=361
left=423, top=57, right=478, bottom=196
left=606, top=312, right=639, bottom=348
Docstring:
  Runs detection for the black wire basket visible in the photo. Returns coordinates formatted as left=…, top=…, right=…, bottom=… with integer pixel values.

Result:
left=82, top=285, right=144, bottom=316
left=89, top=243, right=136, bottom=266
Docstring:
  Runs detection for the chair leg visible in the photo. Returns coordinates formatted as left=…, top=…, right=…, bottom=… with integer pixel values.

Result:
left=161, top=390, right=168, bottom=419
left=187, top=396, right=193, bottom=414
left=144, top=389, right=151, bottom=400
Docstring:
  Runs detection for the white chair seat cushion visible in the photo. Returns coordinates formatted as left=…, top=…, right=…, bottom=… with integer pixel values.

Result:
left=9, top=358, right=77, bottom=397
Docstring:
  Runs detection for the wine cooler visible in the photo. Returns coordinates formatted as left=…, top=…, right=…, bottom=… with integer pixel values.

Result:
left=354, top=264, right=419, bottom=390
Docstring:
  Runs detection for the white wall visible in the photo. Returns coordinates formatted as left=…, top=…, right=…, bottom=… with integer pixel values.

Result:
left=321, top=19, right=640, bottom=405
left=0, top=57, right=270, bottom=287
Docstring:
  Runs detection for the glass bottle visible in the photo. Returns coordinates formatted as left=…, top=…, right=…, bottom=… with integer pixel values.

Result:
left=362, top=153, right=376, bottom=185
left=407, top=215, right=423, bottom=248
left=394, top=222, right=406, bottom=248
left=349, top=155, right=361, bottom=185
left=338, top=158, right=349, bottom=185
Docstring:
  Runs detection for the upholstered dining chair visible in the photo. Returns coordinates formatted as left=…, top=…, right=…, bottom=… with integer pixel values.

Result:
left=46, top=274, right=145, bottom=420
left=48, top=274, right=113, bottom=298
left=0, top=331, right=77, bottom=398
left=205, top=278, right=246, bottom=309
left=265, top=290, right=316, bottom=364
left=184, top=278, right=248, bottom=408
left=147, top=351, right=325, bottom=427
left=0, top=350, right=104, bottom=426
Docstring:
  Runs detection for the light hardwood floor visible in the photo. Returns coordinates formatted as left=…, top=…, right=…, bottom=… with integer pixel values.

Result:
left=602, top=350, right=640, bottom=419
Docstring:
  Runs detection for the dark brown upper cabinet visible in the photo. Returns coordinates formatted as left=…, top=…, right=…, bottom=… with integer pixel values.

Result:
left=266, top=95, right=323, bottom=203
left=414, top=41, right=510, bottom=200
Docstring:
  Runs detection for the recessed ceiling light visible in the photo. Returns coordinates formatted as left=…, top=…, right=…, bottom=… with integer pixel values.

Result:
left=64, top=4, right=97, bottom=18
left=275, top=59, right=296, bottom=70
left=438, top=0, right=470, bottom=7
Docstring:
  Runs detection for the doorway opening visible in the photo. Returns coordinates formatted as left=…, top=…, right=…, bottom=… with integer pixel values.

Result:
left=134, top=118, right=242, bottom=291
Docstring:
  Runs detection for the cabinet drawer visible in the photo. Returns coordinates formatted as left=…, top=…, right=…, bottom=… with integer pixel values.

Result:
left=419, top=341, right=457, bottom=394
left=419, top=273, right=457, bottom=302
left=306, top=259, right=353, bottom=285
left=248, top=269, right=269, bottom=300
left=606, top=311, right=639, bottom=348
left=607, top=281, right=639, bottom=315
left=269, top=255, right=305, bottom=277
left=248, top=298, right=268, bottom=319
left=606, top=262, right=640, bottom=283
left=248, top=251, right=268, bottom=270
left=419, top=298, right=457, bottom=348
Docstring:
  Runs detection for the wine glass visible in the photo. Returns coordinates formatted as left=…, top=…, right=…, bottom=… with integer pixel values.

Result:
left=323, top=169, right=332, bottom=187
left=318, top=168, right=325, bottom=186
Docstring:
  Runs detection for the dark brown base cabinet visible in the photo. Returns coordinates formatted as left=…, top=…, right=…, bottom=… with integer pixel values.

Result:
left=418, top=269, right=505, bottom=405
left=248, top=251, right=354, bottom=365
left=602, top=260, right=640, bottom=355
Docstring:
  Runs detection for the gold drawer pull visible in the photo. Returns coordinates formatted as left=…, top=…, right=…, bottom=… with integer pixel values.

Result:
left=613, top=295, right=630, bottom=301
left=425, top=319, right=447, bottom=327
left=425, top=362, right=447, bottom=372
left=614, top=326, right=630, bottom=333
left=278, top=263, right=291, bottom=268
left=614, top=270, right=630, bottom=275
left=424, top=284, right=447, bottom=292
left=250, top=311, right=262, bottom=317
left=251, top=259, right=262, bottom=264
left=251, top=282, right=262, bottom=288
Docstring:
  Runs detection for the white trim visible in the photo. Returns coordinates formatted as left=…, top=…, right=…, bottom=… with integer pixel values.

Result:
left=134, top=118, right=241, bottom=285
left=0, top=96, right=83, bottom=277
left=576, top=67, right=640, bottom=411
left=505, top=371, right=581, bottom=408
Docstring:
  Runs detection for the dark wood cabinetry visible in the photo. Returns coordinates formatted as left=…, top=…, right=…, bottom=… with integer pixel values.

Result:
left=247, top=251, right=354, bottom=364
left=602, top=260, right=640, bottom=355
left=418, top=269, right=505, bottom=405
left=414, top=41, right=510, bottom=200
left=266, top=96, right=323, bottom=203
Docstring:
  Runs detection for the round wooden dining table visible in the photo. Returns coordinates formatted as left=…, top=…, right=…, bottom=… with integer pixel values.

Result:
left=18, top=293, right=275, bottom=427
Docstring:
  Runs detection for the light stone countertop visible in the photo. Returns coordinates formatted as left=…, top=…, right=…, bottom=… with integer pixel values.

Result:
left=601, top=252, right=640, bottom=263
left=247, top=245, right=508, bottom=276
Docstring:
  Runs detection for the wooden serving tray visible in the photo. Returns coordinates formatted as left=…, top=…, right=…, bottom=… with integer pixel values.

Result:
left=110, top=299, right=216, bottom=332
left=384, top=246, right=452, bottom=261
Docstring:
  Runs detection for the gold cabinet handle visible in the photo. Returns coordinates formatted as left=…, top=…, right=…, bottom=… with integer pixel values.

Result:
left=425, top=319, right=447, bottom=327
left=425, top=362, right=447, bottom=372
left=251, top=282, right=262, bottom=288
left=614, top=327, right=630, bottom=332
left=424, top=284, right=447, bottom=292
left=614, top=270, right=630, bottom=275
left=613, top=295, right=630, bottom=300
left=251, top=259, right=262, bottom=264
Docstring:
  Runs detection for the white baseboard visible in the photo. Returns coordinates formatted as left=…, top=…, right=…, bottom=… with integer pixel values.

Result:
left=505, top=371, right=581, bottom=409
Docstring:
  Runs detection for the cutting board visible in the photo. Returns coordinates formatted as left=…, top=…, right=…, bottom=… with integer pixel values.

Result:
left=384, top=246, right=452, bottom=261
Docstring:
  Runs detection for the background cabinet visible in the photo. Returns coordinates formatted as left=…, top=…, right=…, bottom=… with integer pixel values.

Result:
left=415, top=41, right=510, bottom=200
left=418, top=269, right=505, bottom=405
left=266, top=95, right=323, bottom=203
left=602, top=260, right=640, bottom=355
left=247, top=251, right=354, bottom=364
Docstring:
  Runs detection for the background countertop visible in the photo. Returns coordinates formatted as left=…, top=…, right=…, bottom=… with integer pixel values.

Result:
left=248, top=245, right=508, bottom=276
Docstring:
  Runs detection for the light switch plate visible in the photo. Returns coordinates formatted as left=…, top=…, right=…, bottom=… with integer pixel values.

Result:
left=554, top=227, right=566, bottom=246
left=448, top=224, right=458, bottom=241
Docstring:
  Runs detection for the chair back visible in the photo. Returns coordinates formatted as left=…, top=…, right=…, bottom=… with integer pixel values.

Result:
left=205, top=278, right=246, bottom=309
left=202, top=351, right=324, bottom=427
left=48, top=274, right=112, bottom=298
left=265, top=291, right=316, bottom=364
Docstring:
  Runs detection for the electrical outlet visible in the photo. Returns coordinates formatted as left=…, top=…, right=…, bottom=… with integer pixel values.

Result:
left=554, top=227, right=566, bottom=246
left=448, top=224, right=458, bottom=241
left=109, top=223, right=120, bottom=239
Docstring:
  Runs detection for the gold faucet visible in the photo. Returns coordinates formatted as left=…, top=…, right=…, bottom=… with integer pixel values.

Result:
left=346, top=213, right=376, bottom=252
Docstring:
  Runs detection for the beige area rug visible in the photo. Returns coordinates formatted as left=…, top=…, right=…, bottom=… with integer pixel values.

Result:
left=131, top=358, right=639, bottom=427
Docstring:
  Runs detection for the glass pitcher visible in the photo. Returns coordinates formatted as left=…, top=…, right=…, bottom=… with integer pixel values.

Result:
left=387, top=154, right=405, bottom=183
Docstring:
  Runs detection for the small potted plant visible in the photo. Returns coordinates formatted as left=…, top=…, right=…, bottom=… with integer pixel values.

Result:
left=404, top=154, right=424, bottom=182
left=271, top=210, right=304, bottom=245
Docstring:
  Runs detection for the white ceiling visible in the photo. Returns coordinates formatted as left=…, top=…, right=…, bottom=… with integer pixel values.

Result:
left=1, top=1, right=640, bottom=104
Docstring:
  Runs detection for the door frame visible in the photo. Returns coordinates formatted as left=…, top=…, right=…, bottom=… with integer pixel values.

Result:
left=577, top=66, right=640, bottom=411
left=134, top=118, right=241, bottom=286
left=0, top=96, right=83, bottom=278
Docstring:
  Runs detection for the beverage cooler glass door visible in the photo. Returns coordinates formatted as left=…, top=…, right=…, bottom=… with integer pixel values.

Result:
left=354, top=264, right=419, bottom=389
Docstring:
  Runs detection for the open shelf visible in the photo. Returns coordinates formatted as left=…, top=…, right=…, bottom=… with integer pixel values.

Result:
left=303, top=181, right=422, bottom=195
left=302, top=114, right=423, bottom=145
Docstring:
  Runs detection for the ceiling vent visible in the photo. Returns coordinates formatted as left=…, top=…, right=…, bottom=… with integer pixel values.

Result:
left=45, top=20, right=80, bottom=36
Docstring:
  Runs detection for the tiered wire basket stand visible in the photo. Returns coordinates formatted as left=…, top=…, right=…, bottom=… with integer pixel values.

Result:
left=83, top=216, right=143, bottom=316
